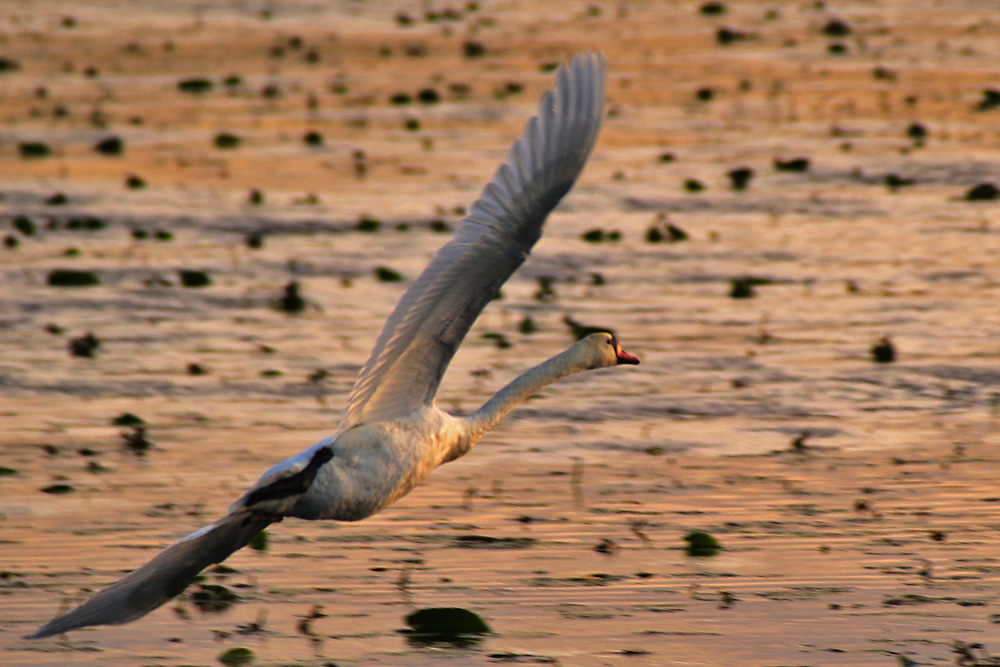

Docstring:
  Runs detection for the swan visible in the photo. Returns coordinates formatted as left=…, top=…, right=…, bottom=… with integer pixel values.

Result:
left=27, top=52, right=638, bottom=639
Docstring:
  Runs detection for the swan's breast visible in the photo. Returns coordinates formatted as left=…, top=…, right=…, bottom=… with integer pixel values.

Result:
left=298, top=407, right=463, bottom=521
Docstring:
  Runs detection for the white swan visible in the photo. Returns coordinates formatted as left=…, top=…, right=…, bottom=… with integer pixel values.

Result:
left=27, top=52, right=638, bottom=639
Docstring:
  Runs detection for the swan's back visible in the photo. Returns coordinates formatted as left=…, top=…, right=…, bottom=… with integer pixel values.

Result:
left=342, top=53, right=606, bottom=428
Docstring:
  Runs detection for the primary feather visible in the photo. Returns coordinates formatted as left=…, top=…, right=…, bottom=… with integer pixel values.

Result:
left=342, top=52, right=605, bottom=427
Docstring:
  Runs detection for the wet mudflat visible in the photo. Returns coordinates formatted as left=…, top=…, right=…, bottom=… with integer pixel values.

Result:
left=2, top=1, right=1000, bottom=665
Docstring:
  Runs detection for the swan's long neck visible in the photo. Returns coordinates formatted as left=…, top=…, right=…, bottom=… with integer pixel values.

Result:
left=452, top=344, right=586, bottom=460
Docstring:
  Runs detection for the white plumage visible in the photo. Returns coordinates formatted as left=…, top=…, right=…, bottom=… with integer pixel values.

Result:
left=28, top=52, right=639, bottom=640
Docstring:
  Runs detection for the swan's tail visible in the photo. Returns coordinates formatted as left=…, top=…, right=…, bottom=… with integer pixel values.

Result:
left=26, top=510, right=278, bottom=639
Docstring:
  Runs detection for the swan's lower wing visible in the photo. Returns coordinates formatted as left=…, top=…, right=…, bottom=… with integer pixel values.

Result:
left=342, top=52, right=605, bottom=428
left=27, top=510, right=275, bottom=639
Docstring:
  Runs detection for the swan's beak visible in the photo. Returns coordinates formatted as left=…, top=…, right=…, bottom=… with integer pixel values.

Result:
left=615, top=344, right=640, bottom=365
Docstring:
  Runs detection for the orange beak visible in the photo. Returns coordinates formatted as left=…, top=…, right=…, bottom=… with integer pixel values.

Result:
left=615, top=342, right=640, bottom=365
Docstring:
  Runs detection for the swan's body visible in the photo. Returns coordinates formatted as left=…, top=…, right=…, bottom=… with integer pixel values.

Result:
left=28, top=52, right=638, bottom=640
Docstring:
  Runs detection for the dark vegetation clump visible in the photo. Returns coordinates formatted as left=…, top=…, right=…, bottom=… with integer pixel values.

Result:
left=699, top=2, right=728, bottom=15
left=303, top=130, right=323, bottom=146
left=716, top=27, right=754, bottom=46
left=684, top=179, right=705, bottom=192
left=245, top=232, right=264, bottom=248
left=122, top=425, right=153, bottom=453
left=906, top=122, right=927, bottom=143
left=884, top=174, right=915, bottom=191
left=19, top=142, right=51, bottom=159
left=214, top=132, right=241, bottom=149
left=94, top=135, right=124, bottom=155
left=375, top=266, right=404, bottom=282
left=125, top=174, right=146, bottom=189
left=48, top=269, right=100, bottom=287
left=279, top=281, right=306, bottom=314
left=112, top=413, right=145, bottom=426
left=695, top=87, right=714, bottom=102
left=482, top=332, right=511, bottom=349
left=0, top=56, right=21, bottom=72
left=773, top=157, right=810, bottom=172
left=187, top=362, right=208, bottom=375
left=975, top=89, right=1000, bottom=112
left=68, top=332, right=101, bottom=357
left=191, top=583, right=238, bottom=612
left=404, top=607, right=490, bottom=637
left=249, top=530, right=269, bottom=552
left=822, top=19, right=852, bottom=37
left=684, top=531, right=722, bottom=556
left=45, top=192, right=68, bottom=205
left=179, top=270, right=211, bottom=287
left=462, top=40, right=486, bottom=58
left=13, top=215, right=36, bottom=236
left=646, top=221, right=688, bottom=243
left=727, top=167, right=754, bottom=190
left=871, top=337, right=896, bottom=363
left=65, top=215, right=106, bottom=231
left=417, top=88, right=440, bottom=104
left=729, top=276, right=772, bottom=299
left=580, top=228, right=621, bottom=243
left=178, top=77, right=213, bottom=93
left=965, top=183, right=999, bottom=201
left=247, top=188, right=264, bottom=205
left=356, top=215, right=381, bottom=232
left=218, top=648, right=255, bottom=667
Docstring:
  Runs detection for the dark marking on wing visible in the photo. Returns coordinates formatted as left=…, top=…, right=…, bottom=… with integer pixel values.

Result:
left=245, top=447, right=333, bottom=506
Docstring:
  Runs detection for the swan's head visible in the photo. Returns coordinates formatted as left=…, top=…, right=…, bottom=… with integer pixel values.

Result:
left=577, top=332, right=640, bottom=369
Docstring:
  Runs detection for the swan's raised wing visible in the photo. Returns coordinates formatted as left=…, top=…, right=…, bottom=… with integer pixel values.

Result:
left=342, top=53, right=605, bottom=428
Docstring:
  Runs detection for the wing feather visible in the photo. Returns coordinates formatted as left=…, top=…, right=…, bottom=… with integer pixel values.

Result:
left=342, top=53, right=605, bottom=427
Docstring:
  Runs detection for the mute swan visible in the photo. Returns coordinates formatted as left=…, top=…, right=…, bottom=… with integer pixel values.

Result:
left=28, top=52, right=638, bottom=639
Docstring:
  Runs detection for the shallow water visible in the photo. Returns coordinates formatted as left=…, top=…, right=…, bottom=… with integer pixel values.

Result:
left=3, top=1, right=1000, bottom=665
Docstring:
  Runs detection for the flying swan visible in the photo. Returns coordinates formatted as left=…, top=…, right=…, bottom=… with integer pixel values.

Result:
left=28, top=52, right=638, bottom=639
